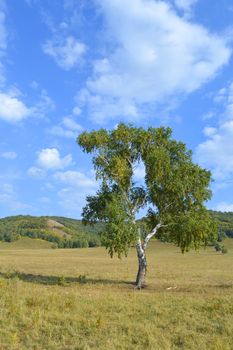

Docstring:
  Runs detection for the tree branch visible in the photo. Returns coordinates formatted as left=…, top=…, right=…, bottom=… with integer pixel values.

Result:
left=142, top=222, right=166, bottom=250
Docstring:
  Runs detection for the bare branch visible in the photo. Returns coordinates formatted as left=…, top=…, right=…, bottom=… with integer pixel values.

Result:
left=142, top=222, right=167, bottom=250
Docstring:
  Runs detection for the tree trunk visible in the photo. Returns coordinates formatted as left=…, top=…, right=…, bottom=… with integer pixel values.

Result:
left=135, top=223, right=163, bottom=289
left=135, top=241, right=147, bottom=289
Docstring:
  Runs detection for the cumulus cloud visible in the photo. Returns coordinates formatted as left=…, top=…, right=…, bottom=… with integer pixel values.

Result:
left=0, top=92, right=31, bottom=122
left=43, top=36, right=86, bottom=70
left=0, top=151, right=17, bottom=159
left=0, top=88, right=56, bottom=124
left=0, top=2, right=32, bottom=123
left=76, top=0, right=230, bottom=123
left=37, top=148, right=72, bottom=170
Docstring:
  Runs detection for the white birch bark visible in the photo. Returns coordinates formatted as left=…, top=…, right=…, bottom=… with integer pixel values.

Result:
left=135, top=223, right=163, bottom=289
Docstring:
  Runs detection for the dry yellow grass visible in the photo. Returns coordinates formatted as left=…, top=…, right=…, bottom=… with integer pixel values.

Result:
left=0, top=239, right=232, bottom=349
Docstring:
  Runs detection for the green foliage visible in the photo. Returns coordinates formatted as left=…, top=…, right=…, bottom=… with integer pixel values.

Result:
left=58, top=275, right=67, bottom=286
left=214, top=242, right=222, bottom=252
left=221, top=246, right=228, bottom=254
left=77, top=274, right=87, bottom=284
left=209, top=210, right=233, bottom=238
left=0, top=215, right=102, bottom=249
left=78, top=123, right=217, bottom=257
left=214, top=242, right=229, bottom=254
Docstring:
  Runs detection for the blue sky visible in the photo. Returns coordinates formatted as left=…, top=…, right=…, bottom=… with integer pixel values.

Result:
left=0, top=0, right=233, bottom=218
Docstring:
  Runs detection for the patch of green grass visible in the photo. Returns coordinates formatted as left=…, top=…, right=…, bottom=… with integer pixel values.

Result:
left=0, top=239, right=232, bottom=349
left=0, top=237, right=53, bottom=249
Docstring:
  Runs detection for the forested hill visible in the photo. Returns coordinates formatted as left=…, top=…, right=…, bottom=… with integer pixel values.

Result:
left=0, top=211, right=232, bottom=248
left=209, top=210, right=233, bottom=238
left=0, top=215, right=103, bottom=248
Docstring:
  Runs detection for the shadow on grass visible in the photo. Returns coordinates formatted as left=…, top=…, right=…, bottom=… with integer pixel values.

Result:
left=0, top=271, right=134, bottom=287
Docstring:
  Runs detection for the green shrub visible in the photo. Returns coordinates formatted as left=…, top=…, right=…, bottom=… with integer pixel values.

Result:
left=221, top=246, right=228, bottom=254
left=214, top=242, right=222, bottom=252
left=58, top=275, right=66, bottom=286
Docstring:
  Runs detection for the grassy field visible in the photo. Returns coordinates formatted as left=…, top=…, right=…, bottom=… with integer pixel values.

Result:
left=0, top=239, right=232, bottom=349
left=0, top=237, right=53, bottom=250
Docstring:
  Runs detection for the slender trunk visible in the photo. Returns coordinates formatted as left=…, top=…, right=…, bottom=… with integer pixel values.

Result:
left=135, top=239, right=147, bottom=289
left=135, top=223, right=163, bottom=289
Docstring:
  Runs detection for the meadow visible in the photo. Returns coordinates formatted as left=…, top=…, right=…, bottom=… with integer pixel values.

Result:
left=0, top=238, right=232, bottom=349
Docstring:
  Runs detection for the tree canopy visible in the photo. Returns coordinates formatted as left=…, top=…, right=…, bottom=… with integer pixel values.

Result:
left=78, top=123, right=217, bottom=288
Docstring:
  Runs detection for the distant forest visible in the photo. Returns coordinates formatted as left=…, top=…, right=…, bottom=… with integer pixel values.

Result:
left=0, top=211, right=232, bottom=248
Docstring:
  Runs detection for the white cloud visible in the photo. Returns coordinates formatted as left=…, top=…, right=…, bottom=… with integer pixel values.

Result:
left=197, top=120, right=233, bottom=180
left=50, top=116, right=83, bottom=138
left=62, top=117, right=82, bottom=131
left=30, top=80, right=39, bottom=90
left=203, top=126, right=217, bottom=137
left=174, top=0, right=198, bottom=12
left=0, top=6, right=55, bottom=126
left=202, top=111, right=215, bottom=121
left=0, top=88, right=55, bottom=124
left=72, top=106, right=81, bottom=116
left=50, top=126, right=78, bottom=139
left=54, top=170, right=98, bottom=212
left=77, top=0, right=230, bottom=123
left=0, top=183, right=28, bottom=211
left=0, top=151, right=17, bottom=159
left=37, top=148, right=72, bottom=170
left=32, top=89, right=56, bottom=117
left=214, top=202, right=233, bottom=212
left=196, top=82, right=233, bottom=181
left=43, top=36, right=86, bottom=70
left=57, top=187, right=90, bottom=212
left=0, top=92, right=31, bottom=122
left=27, top=166, right=46, bottom=179
left=54, top=170, right=96, bottom=188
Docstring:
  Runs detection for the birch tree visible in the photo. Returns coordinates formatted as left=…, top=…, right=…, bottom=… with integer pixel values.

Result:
left=78, top=124, right=216, bottom=289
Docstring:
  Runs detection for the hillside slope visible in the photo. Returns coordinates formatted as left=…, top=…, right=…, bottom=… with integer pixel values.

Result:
left=209, top=210, right=233, bottom=238
left=0, top=215, right=102, bottom=248
left=0, top=211, right=232, bottom=249
left=0, top=237, right=54, bottom=250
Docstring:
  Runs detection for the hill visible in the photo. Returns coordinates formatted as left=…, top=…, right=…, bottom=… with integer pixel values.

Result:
left=209, top=210, right=233, bottom=239
left=0, top=211, right=232, bottom=249
left=0, top=215, right=102, bottom=248
left=0, top=236, right=54, bottom=250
